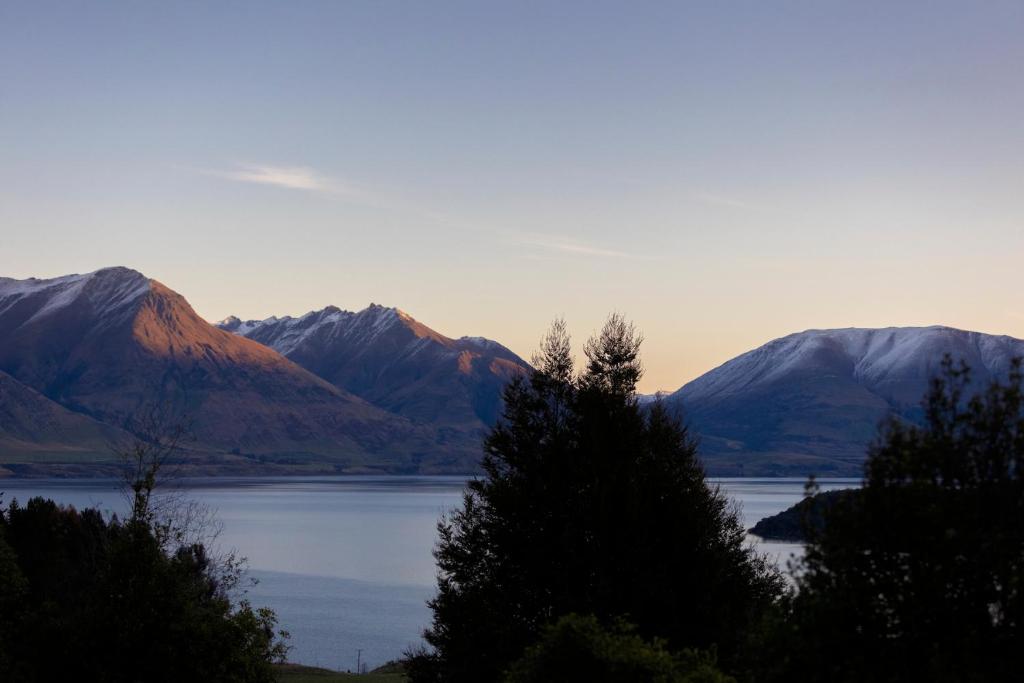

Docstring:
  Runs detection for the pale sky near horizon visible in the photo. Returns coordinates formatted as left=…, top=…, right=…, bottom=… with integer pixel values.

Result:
left=2, top=1, right=1023, bottom=392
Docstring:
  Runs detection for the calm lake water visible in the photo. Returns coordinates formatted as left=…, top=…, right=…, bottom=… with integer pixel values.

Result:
left=0, top=476, right=857, bottom=671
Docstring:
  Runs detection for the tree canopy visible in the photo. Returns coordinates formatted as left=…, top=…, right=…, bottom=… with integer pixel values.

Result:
left=410, top=316, right=783, bottom=682
left=759, top=357, right=1024, bottom=682
left=0, top=412, right=287, bottom=683
left=0, top=495, right=287, bottom=683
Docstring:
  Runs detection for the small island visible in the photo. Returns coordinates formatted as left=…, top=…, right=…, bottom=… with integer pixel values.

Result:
left=749, top=489, right=860, bottom=542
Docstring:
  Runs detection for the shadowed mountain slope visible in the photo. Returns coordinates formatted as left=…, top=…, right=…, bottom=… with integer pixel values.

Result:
left=0, top=369, right=129, bottom=462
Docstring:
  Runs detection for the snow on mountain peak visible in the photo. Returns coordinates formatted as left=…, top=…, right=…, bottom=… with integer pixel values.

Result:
left=672, top=325, right=1024, bottom=408
left=459, top=336, right=503, bottom=351
left=0, top=266, right=150, bottom=326
left=217, top=301, right=526, bottom=367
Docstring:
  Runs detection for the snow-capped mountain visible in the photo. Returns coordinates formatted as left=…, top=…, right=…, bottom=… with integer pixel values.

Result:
left=636, top=391, right=672, bottom=405
left=0, top=267, right=151, bottom=331
left=0, top=267, right=445, bottom=470
left=217, top=305, right=529, bottom=435
left=666, top=326, right=1024, bottom=475
left=6, top=270, right=1020, bottom=478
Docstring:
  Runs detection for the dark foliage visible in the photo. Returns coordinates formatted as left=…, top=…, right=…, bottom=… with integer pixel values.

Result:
left=409, top=317, right=783, bottom=682
left=504, top=613, right=733, bottom=683
left=0, top=496, right=286, bottom=682
left=757, top=357, right=1024, bottom=682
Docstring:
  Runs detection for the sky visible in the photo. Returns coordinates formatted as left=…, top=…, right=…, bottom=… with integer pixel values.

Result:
left=2, top=1, right=1023, bottom=392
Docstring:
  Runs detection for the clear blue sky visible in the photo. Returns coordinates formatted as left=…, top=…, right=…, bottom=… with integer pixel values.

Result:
left=2, top=1, right=1022, bottom=391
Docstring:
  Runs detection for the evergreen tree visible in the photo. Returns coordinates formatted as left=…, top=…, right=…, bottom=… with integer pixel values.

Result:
left=763, top=357, right=1024, bottom=682
left=410, top=317, right=783, bottom=682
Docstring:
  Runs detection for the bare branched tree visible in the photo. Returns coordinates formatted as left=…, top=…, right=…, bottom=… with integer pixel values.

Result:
left=110, top=402, right=192, bottom=526
left=108, top=404, right=259, bottom=598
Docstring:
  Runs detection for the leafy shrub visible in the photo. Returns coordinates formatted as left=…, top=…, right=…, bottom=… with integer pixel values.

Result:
left=505, top=613, right=734, bottom=683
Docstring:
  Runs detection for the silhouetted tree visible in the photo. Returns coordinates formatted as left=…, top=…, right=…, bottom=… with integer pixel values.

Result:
left=110, top=402, right=193, bottom=528
left=0, top=496, right=287, bottom=682
left=0, top=408, right=287, bottom=682
left=0, top=521, right=26, bottom=677
left=409, top=316, right=783, bottom=682
left=760, top=356, right=1024, bottom=682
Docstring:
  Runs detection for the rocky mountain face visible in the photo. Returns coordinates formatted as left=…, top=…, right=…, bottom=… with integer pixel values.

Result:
left=217, top=306, right=528, bottom=438
left=0, top=267, right=456, bottom=473
left=665, top=326, right=1024, bottom=475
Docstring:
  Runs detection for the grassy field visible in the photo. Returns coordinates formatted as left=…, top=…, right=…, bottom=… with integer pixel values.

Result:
left=274, top=663, right=407, bottom=683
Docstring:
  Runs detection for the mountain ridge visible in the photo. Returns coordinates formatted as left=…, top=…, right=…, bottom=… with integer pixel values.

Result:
left=216, top=303, right=530, bottom=433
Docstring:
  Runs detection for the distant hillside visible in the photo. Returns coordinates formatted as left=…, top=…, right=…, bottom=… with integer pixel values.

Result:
left=667, top=327, right=1024, bottom=476
left=0, top=369, right=128, bottom=464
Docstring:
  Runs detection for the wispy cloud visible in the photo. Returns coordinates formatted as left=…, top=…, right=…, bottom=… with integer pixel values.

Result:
left=203, top=163, right=354, bottom=195
left=515, top=233, right=645, bottom=260
left=690, top=190, right=758, bottom=211
left=199, top=165, right=651, bottom=262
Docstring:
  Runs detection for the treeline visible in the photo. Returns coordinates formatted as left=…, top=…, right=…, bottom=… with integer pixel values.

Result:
left=0, top=435, right=288, bottom=682
left=409, top=318, right=1024, bottom=683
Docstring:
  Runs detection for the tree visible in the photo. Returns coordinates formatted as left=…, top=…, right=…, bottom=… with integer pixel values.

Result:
left=0, top=406, right=288, bottom=682
left=0, top=522, right=27, bottom=677
left=110, top=402, right=193, bottom=528
left=409, top=317, right=783, bottom=682
left=0, top=495, right=288, bottom=682
left=763, top=357, right=1024, bottom=682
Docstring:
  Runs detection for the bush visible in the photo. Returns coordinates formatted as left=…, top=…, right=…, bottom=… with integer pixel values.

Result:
left=505, top=614, right=733, bottom=683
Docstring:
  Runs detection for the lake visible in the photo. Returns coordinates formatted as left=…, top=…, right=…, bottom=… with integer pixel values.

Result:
left=0, top=475, right=857, bottom=671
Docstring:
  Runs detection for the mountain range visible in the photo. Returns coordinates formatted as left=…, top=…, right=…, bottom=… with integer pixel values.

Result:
left=2, top=267, right=1023, bottom=476
left=0, top=267, right=527, bottom=475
